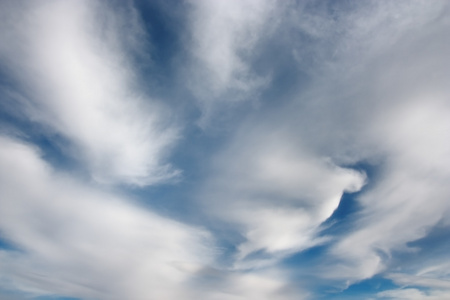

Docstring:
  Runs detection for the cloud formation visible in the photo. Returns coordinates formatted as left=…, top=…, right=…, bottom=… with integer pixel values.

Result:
left=1, top=0, right=450, bottom=299
left=201, top=125, right=365, bottom=268
left=0, top=135, right=300, bottom=300
left=0, top=0, right=178, bottom=186
left=184, top=0, right=278, bottom=123
left=0, top=136, right=211, bottom=299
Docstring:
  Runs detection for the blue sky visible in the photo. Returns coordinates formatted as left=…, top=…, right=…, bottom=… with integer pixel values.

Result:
left=0, top=0, right=450, bottom=299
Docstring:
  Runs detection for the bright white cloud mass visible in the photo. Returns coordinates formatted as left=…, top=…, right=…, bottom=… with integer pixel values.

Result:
left=0, top=0, right=449, bottom=299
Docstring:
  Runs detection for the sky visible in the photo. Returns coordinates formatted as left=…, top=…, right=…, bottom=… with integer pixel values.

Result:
left=0, top=0, right=450, bottom=299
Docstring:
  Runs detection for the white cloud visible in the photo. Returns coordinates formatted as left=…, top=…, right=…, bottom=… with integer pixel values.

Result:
left=305, top=2, right=450, bottom=285
left=192, top=269, right=305, bottom=300
left=0, top=135, right=304, bottom=300
left=0, top=0, right=178, bottom=186
left=324, top=85, right=450, bottom=284
left=0, top=135, right=212, bottom=299
left=377, top=288, right=450, bottom=300
left=1, top=0, right=450, bottom=299
left=185, top=0, right=277, bottom=119
left=201, top=127, right=365, bottom=268
left=387, top=273, right=450, bottom=290
left=180, top=0, right=450, bottom=290
left=189, top=0, right=450, bottom=292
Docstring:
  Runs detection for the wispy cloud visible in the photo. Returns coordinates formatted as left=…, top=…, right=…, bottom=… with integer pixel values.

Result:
left=317, top=10, right=450, bottom=284
left=1, top=0, right=450, bottom=299
left=377, top=288, right=450, bottom=300
left=201, top=126, right=365, bottom=268
left=0, top=136, right=211, bottom=299
left=184, top=0, right=278, bottom=123
left=0, top=0, right=178, bottom=186
left=0, top=134, right=302, bottom=299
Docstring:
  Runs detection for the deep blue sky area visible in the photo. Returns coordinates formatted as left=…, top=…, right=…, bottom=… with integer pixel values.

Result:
left=0, top=1, right=449, bottom=299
